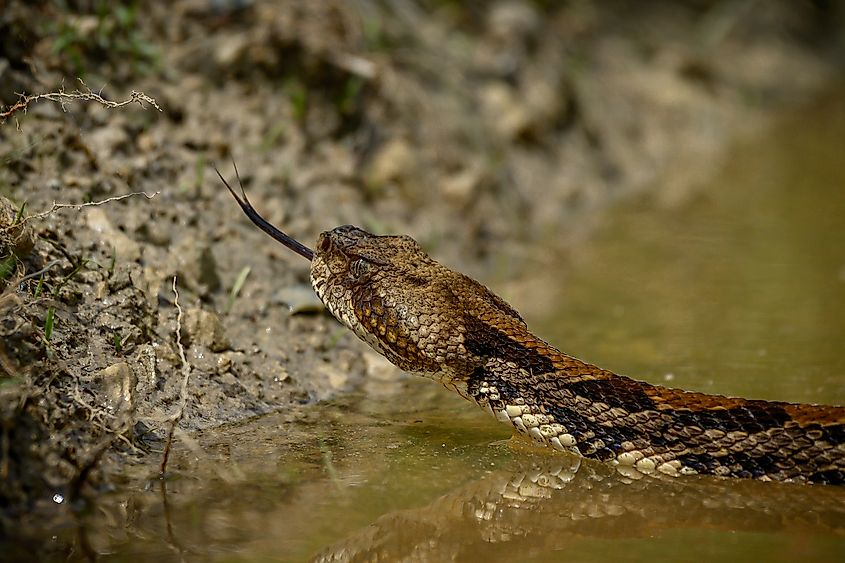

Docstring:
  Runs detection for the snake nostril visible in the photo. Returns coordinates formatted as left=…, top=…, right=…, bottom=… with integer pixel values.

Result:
left=318, top=237, right=331, bottom=252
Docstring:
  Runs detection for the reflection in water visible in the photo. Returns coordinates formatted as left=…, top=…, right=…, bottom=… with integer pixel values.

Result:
left=37, top=424, right=845, bottom=563
left=30, top=381, right=845, bottom=562
left=314, top=456, right=845, bottom=563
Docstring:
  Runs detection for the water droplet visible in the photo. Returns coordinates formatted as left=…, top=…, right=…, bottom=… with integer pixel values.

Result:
left=52, top=493, right=64, bottom=504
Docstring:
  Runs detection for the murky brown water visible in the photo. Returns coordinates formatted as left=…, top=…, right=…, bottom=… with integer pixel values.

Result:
left=25, top=93, right=845, bottom=562
left=530, top=91, right=845, bottom=408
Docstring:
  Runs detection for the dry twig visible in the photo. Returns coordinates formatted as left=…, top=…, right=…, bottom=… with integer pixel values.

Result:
left=0, top=79, right=162, bottom=124
left=160, top=276, right=192, bottom=476
left=2, top=191, right=161, bottom=236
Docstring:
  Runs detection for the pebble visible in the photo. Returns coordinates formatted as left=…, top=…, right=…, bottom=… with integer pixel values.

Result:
left=172, top=238, right=221, bottom=293
left=86, top=123, right=130, bottom=161
left=183, top=307, right=230, bottom=352
left=216, top=353, right=233, bottom=374
left=96, top=362, right=136, bottom=412
left=480, top=83, right=531, bottom=140
left=362, top=351, right=400, bottom=381
left=0, top=195, right=35, bottom=258
left=272, top=285, right=324, bottom=314
left=365, top=138, right=415, bottom=187
left=86, top=208, right=141, bottom=262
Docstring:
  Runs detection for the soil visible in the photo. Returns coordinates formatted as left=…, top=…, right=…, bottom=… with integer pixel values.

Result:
left=1, top=0, right=843, bottom=536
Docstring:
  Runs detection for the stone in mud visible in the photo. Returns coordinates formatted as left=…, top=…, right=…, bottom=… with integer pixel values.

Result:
left=273, top=285, right=324, bottom=314
left=172, top=238, right=222, bottom=295
left=86, top=123, right=131, bottom=161
left=488, top=1, right=540, bottom=41
left=364, top=138, right=416, bottom=188
left=439, top=161, right=485, bottom=205
left=85, top=207, right=142, bottom=262
left=362, top=350, right=400, bottom=381
left=96, top=362, right=137, bottom=412
left=0, top=195, right=35, bottom=258
left=316, top=362, right=349, bottom=391
left=183, top=307, right=230, bottom=352
left=480, top=82, right=532, bottom=141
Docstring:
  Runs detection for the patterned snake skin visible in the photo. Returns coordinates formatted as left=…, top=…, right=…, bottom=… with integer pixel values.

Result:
left=220, top=170, right=845, bottom=484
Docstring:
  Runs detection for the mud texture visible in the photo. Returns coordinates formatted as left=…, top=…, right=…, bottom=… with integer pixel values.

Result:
left=0, top=0, right=843, bottom=533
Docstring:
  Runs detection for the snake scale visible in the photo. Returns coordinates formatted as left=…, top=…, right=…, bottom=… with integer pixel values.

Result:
left=218, top=167, right=845, bottom=485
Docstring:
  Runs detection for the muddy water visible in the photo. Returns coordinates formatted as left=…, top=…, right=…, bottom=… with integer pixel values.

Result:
left=530, top=93, right=845, bottom=409
left=41, top=94, right=845, bottom=561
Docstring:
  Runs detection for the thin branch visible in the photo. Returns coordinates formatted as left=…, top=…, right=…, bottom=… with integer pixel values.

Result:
left=6, top=190, right=160, bottom=231
left=0, top=79, right=162, bottom=123
left=16, top=260, right=64, bottom=285
left=160, top=276, right=192, bottom=476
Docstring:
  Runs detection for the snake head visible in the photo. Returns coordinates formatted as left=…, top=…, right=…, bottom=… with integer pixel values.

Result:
left=309, top=224, right=533, bottom=387
left=310, top=225, right=471, bottom=374
left=311, top=225, right=430, bottom=280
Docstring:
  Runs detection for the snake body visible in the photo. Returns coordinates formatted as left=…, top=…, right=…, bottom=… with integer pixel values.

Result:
left=218, top=172, right=845, bottom=485
left=310, top=226, right=844, bottom=484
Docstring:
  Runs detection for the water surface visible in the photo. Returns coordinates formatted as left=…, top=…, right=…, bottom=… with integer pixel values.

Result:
left=530, top=93, right=845, bottom=405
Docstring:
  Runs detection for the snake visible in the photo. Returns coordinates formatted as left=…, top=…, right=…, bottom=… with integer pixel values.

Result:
left=217, top=166, right=845, bottom=485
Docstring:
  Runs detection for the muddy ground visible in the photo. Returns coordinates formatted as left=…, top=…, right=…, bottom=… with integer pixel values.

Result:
left=1, top=0, right=843, bottom=534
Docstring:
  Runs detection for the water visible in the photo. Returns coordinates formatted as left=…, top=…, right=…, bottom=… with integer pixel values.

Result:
left=531, top=91, right=845, bottom=407
left=25, top=92, right=845, bottom=561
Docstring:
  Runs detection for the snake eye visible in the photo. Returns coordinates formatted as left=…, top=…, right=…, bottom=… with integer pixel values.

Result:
left=318, top=237, right=331, bottom=253
left=350, top=259, right=368, bottom=279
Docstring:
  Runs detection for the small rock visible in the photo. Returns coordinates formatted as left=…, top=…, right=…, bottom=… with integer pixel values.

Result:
left=86, top=123, right=130, bottom=161
left=86, top=207, right=142, bottom=262
left=94, top=281, right=109, bottom=300
left=216, top=352, right=232, bottom=374
left=523, top=71, right=568, bottom=127
left=172, top=238, right=221, bottom=294
left=488, top=1, right=540, bottom=41
left=183, top=307, right=229, bottom=352
left=61, top=174, right=94, bottom=190
left=363, top=351, right=400, bottom=381
left=133, top=344, right=158, bottom=393
left=214, top=33, right=250, bottom=68
left=439, top=161, right=485, bottom=205
left=480, top=82, right=531, bottom=141
left=273, top=365, right=290, bottom=383
left=137, top=217, right=172, bottom=246
left=96, top=362, right=136, bottom=412
left=272, top=285, right=324, bottom=314
left=316, top=363, right=349, bottom=391
left=364, top=137, right=415, bottom=187
left=136, top=132, right=157, bottom=153
left=0, top=195, right=35, bottom=258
